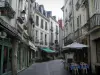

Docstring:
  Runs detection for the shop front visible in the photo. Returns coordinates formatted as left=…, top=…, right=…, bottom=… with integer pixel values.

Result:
left=0, top=18, right=20, bottom=75
left=90, top=29, right=100, bottom=73
left=0, top=38, right=12, bottom=75
left=17, top=40, right=37, bottom=72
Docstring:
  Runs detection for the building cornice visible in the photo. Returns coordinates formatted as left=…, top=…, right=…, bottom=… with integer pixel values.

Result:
left=50, top=16, right=59, bottom=24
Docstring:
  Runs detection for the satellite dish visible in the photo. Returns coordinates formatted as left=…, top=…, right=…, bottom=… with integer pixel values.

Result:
left=0, top=31, right=7, bottom=38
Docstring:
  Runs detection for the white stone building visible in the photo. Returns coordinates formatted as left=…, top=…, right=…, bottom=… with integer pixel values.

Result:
left=63, top=0, right=100, bottom=74
left=0, top=0, right=36, bottom=75
left=88, top=0, right=100, bottom=73
left=62, top=0, right=90, bottom=66
left=34, top=3, right=49, bottom=48
left=34, top=2, right=59, bottom=52
left=49, top=15, right=59, bottom=51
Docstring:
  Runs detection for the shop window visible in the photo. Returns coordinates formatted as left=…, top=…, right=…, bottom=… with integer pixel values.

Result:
left=3, top=46, right=12, bottom=73
left=0, top=45, right=2, bottom=70
left=8, top=48, right=12, bottom=71
left=17, top=48, right=21, bottom=70
left=3, top=46, right=8, bottom=73
left=96, top=40, right=100, bottom=63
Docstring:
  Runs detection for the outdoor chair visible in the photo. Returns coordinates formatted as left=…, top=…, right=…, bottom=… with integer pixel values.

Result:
left=70, top=63, right=79, bottom=75
left=80, top=62, right=89, bottom=74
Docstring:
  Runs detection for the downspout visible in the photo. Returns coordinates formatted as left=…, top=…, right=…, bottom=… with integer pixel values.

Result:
left=72, top=0, right=75, bottom=41
left=87, top=0, right=91, bottom=65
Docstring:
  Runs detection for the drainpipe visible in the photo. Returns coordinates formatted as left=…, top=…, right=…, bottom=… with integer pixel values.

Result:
left=86, top=0, right=91, bottom=65
left=87, top=2, right=92, bottom=72
left=72, top=0, right=75, bottom=41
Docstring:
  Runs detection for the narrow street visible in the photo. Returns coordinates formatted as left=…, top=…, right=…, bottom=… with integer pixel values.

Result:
left=18, top=60, right=70, bottom=75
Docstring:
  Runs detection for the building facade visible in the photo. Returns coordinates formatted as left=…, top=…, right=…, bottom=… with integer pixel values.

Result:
left=58, top=19, right=63, bottom=53
left=34, top=2, right=60, bottom=60
left=49, top=15, right=59, bottom=51
left=63, top=0, right=100, bottom=74
left=0, top=0, right=36, bottom=75
left=34, top=3, right=50, bottom=59
left=88, top=0, right=100, bottom=73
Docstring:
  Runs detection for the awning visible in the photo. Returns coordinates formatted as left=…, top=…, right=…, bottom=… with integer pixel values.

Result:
left=29, top=41, right=37, bottom=51
left=41, top=48, right=55, bottom=53
left=63, top=42, right=88, bottom=49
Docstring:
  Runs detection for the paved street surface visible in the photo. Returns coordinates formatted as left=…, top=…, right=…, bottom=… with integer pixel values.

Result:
left=18, top=59, right=70, bottom=75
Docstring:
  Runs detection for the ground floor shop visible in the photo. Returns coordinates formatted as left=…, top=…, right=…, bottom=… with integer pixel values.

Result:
left=0, top=38, right=12, bottom=75
left=90, top=29, right=100, bottom=74
left=17, top=41, right=36, bottom=72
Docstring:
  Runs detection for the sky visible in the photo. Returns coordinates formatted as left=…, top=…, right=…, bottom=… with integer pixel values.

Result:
left=36, top=0, right=64, bottom=20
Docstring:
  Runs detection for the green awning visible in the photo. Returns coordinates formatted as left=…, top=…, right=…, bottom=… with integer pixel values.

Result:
left=41, top=48, right=55, bottom=53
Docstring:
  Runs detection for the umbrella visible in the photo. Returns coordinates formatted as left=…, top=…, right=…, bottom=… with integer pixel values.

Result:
left=64, top=42, right=88, bottom=49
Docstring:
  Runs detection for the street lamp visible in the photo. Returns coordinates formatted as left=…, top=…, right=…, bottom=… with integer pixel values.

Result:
left=0, top=31, right=7, bottom=39
left=21, top=10, right=26, bottom=20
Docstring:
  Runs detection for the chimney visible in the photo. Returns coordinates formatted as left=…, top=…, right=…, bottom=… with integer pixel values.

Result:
left=47, top=11, right=52, bottom=17
left=53, top=16, right=56, bottom=20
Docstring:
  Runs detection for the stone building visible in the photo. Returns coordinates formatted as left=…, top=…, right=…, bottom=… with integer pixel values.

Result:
left=62, top=0, right=100, bottom=74
left=0, top=0, right=36, bottom=75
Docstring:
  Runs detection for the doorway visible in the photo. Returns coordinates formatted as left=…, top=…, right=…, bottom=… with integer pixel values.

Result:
left=0, top=38, right=12, bottom=75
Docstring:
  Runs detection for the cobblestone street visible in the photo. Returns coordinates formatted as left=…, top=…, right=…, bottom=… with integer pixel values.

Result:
left=18, top=60, right=71, bottom=75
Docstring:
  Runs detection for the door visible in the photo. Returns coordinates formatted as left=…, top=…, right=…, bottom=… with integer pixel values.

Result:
left=0, top=45, right=2, bottom=75
left=0, top=39, right=12, bottom=75
left=2, top=46, right=12, bottom=75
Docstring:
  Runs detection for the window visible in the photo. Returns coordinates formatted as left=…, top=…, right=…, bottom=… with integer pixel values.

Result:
left=45, top=34, right=47, bottom=45
left=77, top=16, right=79, bottom=28
left=3, top=47, right=12, bottom=73
left=36, top=30, right=38, bottom=37
left=80, top=15, right=81, bottom=25
left=41, top=32, right=43, bottom=40
left=51, top=33, right=53, bottom=42
left=36, top=15, right=39, bottom=26
left=45, top=22, right=47, bottom=30
left=41, top=19, right=43, bottom=29
left=70, top=23, right=72, bottom=33
left=51, top=22, right=53, bottom=30
left=96, top=40, right=100, bottom=63
left=56, top=26, right=58, bottom=33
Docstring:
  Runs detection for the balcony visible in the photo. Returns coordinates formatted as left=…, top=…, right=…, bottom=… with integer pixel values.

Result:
left=40, top=40, right=43, bottom=45
left=56, top=30, right=59, bottom=34
left=49, top=42, right=54, bottom=45
left=45, top=41, right=47, bottom=45
left=65, top=18, right=69, bottom=23
left=76, top=0, right=80, bottom=10
left=55, top=40, right=58, bottom=44
left=50, top=27, right=53, bottom=31
left=35, top=39, right=39, bottom=44
left=88, top=14, right=100, bottom=32
left=80, top=0, right=87, bottom=7
left=0, top=1, right=15, bottom=19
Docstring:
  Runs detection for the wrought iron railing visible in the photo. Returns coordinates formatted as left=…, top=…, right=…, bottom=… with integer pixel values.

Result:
left=0, top=1, right=15, bottom=18
left=88, top=14, right=100, bottom=30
